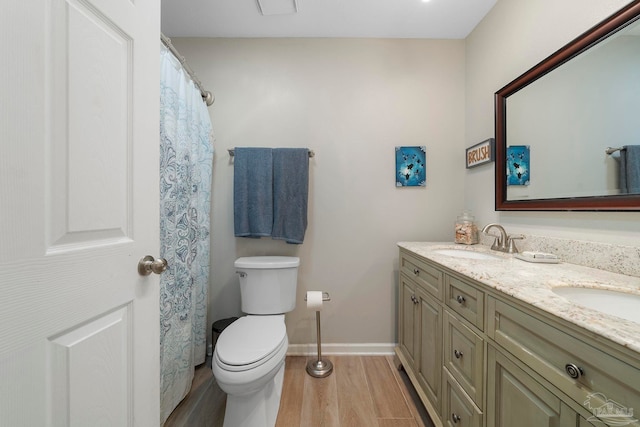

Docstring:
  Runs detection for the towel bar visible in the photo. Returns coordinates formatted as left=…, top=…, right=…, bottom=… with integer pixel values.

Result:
left=606, top=146, right=625, bottom=155
left=228, top=148, right=314, bottom=157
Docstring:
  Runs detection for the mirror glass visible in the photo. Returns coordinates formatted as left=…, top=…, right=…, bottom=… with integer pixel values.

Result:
left=495, top=2, right=640, bottom=210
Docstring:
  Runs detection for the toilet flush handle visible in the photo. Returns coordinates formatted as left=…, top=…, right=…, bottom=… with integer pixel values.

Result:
left=236, top=271, right=247, bottom=278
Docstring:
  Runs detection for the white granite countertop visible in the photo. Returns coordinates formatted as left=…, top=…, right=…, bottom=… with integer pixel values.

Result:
left=398, top=242, right=640, bottom=354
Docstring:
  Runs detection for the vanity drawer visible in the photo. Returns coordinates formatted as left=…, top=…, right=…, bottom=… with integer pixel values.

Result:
left=442, top=368, right=482, bottom=427
left=444, top=312, right=484, bottom=408
left=487, top=296, right=640, bottom=417
left=445, top=275, right=484, bottom=330
left=400, top=250, right=443, bottom=300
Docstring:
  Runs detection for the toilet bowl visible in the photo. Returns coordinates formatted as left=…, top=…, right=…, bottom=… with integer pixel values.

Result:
left=212, top=315, right=288, bottom=427
left=212, top=256, right=299, bottom=427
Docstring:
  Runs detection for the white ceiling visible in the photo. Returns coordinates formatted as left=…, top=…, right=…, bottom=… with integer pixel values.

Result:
left=161, top=0, right=497, bottom=39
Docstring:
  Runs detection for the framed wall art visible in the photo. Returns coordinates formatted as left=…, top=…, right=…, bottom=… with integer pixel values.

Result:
left=396, top=146, right=426, bottom=187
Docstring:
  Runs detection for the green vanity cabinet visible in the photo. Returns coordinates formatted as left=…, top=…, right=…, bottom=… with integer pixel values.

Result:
left=398, top=264, right=443, bottom=419
left=486, top=345, right=578, bottom=427
left=397, top=249, right=481, bottom=427
left=396, top=246, right=640, bottom=427
left=398, top=249, right=444, bottom=420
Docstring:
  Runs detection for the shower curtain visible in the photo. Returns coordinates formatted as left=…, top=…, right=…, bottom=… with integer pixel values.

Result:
left=159, top=44, right=214, bottom=425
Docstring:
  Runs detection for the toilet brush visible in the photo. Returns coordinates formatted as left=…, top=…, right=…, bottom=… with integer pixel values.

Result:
left=305, top=291, right=333, bottom=378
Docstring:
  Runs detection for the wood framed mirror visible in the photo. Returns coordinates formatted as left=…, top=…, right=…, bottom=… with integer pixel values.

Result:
left=495, top=0, right=640, bottom=211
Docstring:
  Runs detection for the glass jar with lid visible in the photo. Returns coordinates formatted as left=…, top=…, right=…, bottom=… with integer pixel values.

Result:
left=455, top=211, right=478, bottom=245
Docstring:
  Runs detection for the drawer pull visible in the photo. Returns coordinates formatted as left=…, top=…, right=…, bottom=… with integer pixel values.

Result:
left=454, top=349, right=464, bottom=359
left=413, top=268, right=420, bottom=276
left=565, top=363, right=584, bottom=379
left=456, top=295, right=466, bottom=304
left=452, top=413, right=461, bottom=423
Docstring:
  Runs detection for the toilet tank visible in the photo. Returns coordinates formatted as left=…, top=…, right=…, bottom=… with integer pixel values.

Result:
left=234, top=256, right=300, bottom=315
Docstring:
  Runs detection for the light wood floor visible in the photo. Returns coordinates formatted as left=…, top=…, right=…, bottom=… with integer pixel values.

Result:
left=165, top=355, right=434, bottom=427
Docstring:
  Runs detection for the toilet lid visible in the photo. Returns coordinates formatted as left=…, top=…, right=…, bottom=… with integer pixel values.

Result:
left=216, top=316, right=287, bottom=367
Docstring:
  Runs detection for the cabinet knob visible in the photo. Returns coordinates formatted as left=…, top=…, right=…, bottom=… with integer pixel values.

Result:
left=565, top=363, right=584, bottom=379
left=452, top=413, right=461, bottom=423
left=454, top=349, right=464, bottom=359
left=413, top=268, right=420, bottom=276
left=456, top=295, right=466, bottom=304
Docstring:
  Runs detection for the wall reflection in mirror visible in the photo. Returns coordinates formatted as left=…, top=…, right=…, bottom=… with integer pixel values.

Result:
left=495, top=1, right=640, bottom=210
left=506, top=19, right=640, bottom=201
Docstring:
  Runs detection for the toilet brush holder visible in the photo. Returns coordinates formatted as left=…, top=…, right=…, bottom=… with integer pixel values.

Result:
left=305, top=292, right=333, bottom=378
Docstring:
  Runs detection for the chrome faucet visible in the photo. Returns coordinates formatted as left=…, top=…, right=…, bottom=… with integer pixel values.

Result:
left=481, top=223, right=524, bottom=254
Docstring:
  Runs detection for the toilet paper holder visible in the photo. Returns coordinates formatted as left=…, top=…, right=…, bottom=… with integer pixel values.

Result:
left=305, top=291, right=333, bottom=378
left=304, top=292, right=331, bottom=302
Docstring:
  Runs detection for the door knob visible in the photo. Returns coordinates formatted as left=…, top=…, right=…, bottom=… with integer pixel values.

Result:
left=138, top=256, right=168, bottom=276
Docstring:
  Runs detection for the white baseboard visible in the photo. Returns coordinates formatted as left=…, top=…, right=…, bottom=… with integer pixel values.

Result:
left=287, top=343, right=397, bottom=356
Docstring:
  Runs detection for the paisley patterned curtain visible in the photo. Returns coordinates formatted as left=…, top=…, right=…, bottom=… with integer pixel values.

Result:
left=159, top=44, right=213, bottom=425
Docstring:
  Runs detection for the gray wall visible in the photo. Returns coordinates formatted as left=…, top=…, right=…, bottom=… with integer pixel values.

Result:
left=465, top=0, right=640, bottom=244
left=172, top=38, right=466, bottom=349
left=174, top=0, right=640, bottom=350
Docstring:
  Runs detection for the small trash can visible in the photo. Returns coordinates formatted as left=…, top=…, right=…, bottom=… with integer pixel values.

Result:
left=212, top=317, right=238, bottom=351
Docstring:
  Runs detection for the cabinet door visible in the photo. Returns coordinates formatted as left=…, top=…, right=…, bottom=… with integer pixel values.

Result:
left=487, top=345, right=577, bottom=427
left=417, top=286, right=443, bottom=413
left=399, top=274, right=417, bottom=367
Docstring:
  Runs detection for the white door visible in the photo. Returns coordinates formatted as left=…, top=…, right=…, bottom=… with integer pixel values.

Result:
left=0, top=0, right=160, bottom=425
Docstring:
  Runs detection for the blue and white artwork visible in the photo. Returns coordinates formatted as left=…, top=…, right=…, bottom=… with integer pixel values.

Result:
left=396, top=146, right=426, bottom=187
left=507, top=145, right=530, bottom=186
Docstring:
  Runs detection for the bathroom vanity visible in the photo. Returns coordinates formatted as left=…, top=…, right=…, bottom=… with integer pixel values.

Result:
left=396, top=243, right=640, bottom=427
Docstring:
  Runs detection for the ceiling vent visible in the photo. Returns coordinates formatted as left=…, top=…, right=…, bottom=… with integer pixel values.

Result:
left=256, top=0, right=298, bottom=16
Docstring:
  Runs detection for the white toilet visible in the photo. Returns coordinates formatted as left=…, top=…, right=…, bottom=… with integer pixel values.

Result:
left=212, top=256, right=300, bottom=427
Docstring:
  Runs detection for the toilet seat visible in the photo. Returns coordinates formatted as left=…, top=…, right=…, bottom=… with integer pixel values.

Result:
left=215, top=315, right=287, bottom=372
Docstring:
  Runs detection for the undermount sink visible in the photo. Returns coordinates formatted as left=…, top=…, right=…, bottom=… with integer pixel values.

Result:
left=552, top=287, right=640, bottom=324
left=433, top=249, right=500, bottom=260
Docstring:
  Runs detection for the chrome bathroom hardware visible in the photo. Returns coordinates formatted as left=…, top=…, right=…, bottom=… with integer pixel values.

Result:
left=138, top=256, right=168, bottom=276
left=161, top=33, right=214, bottom=106
left=565, top=363, right=584, bottom=379
left=481, top=223, right=525, bottom=254
left=605, top=146, right=625, bottom=155
left=228, top=148, right=315, bottom=158
left=303, top=291, right=330, bottom=302
left=305, top=291, right=333, bottom=378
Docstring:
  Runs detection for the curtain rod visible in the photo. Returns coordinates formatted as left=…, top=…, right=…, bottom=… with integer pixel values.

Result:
left=161, top=33, right=214, bottom=107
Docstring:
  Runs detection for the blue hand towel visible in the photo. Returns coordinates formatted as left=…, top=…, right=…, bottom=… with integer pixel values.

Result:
left=272, top=148, right=309, bottom=244
left=621, top=145, right=640, bottom=194
left=233, top=147, right=273, bottom=238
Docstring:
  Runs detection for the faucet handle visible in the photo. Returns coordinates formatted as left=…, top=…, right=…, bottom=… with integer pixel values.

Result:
left=487, top=235, right=502, bottom=251
left=506, top=234, right=525, bottom=253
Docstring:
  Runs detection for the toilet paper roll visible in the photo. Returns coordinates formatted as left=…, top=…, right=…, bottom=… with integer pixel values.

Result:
left=306, top=291, right=324, bottom=311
